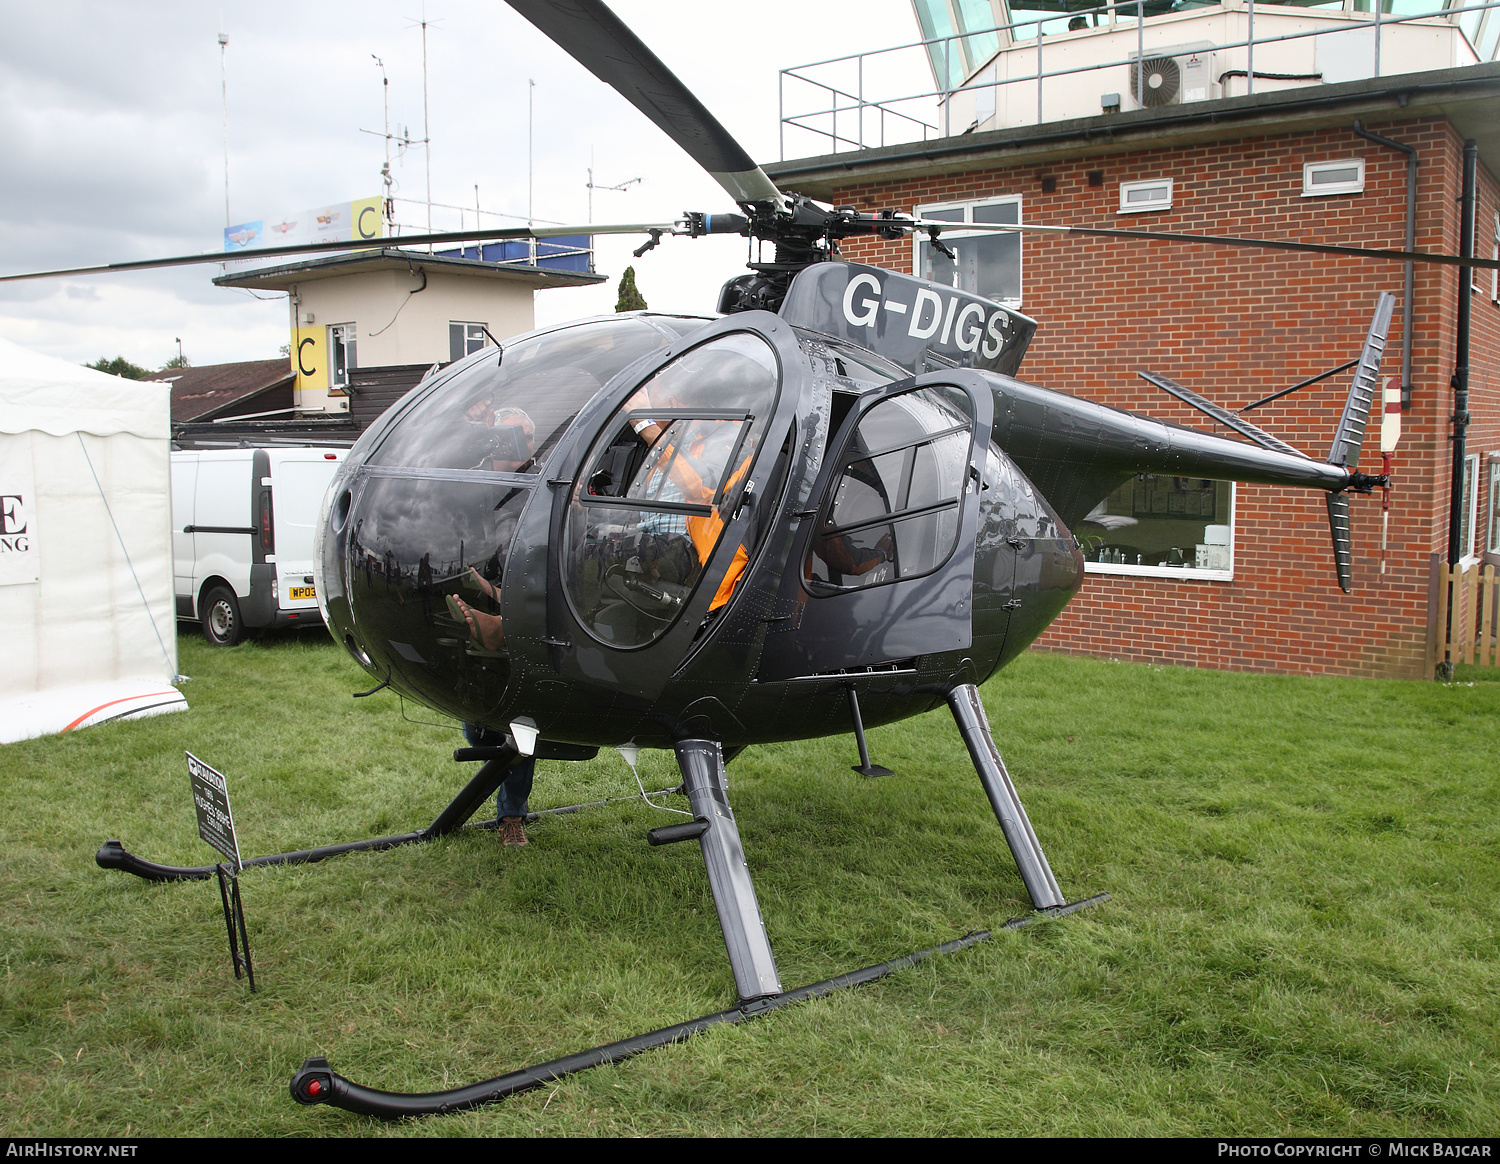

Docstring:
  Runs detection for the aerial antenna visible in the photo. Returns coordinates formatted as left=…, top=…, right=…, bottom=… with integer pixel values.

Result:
left=528, top=79, right=535, bottom=228
left=403, top=4, right=440, bottom=248
left=586, top=147, right=641, bottom=224
left=218, top=26, right=230, bottom=228
left=372, top=55, right=394, bottom=232
left=361, top=57, right=422, bottom=235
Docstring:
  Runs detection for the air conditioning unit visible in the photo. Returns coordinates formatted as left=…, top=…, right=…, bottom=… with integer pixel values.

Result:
left=1128, top=45, right=1217, bottom=109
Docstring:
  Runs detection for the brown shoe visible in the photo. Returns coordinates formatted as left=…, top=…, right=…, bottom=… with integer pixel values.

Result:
left=499, top=816, right=528, bottom=847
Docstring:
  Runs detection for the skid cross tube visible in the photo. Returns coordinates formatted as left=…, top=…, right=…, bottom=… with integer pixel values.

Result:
left=290, top=893, right=1111, bottom=1118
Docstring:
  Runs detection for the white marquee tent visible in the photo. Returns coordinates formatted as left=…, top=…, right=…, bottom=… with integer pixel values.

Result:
left=0, top=335, right=186, bottom=744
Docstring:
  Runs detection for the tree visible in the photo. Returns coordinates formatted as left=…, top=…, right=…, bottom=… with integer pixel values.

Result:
left=615, top=265, right=648, bottom=313
left=161, top=354, right=191, bottom=370
left=85, top=356, right=150, bottom=380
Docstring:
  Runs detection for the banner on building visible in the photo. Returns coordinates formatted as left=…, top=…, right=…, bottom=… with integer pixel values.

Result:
left=223, top=196, right=383, bottom=264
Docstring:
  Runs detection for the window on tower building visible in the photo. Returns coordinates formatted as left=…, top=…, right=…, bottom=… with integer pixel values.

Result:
left=1460, top=453, right=1479, bottom=562
left=450, top=321, right=491, bottom=363
left=1487, top=458, right=1500, bottom=557
left=328, top=323, right=356, bottom=392
left=912, top=196, right=1022, bottom=308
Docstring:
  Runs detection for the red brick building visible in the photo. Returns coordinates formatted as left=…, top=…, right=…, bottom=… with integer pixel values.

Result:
left=767, top=61, right=1500, bottom=679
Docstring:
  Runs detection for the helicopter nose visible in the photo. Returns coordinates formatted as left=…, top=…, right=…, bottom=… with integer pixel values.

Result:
left=324, top=468, right=534, bottom=719
left=317, top=466, right=364, bottom=667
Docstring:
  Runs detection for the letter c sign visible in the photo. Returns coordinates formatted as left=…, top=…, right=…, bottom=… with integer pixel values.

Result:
left=298, top=336, right=318, bottom=377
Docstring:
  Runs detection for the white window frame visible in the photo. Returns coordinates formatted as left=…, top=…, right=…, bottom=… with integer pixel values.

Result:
left=1118, top=178, right=1173, bottom=214
left=1303, top=158, right=1365, bottom=197
left=1083, top=481, right=1236, bottom=582
left=911, top=195, right=1024, bottom=309
left=449, top=321, right=489, bottom=363
left=1491, top=212, right=1498, bottom=305
left=327, top=323, right=356, bottom=392
left=1487, top=457, right=1500, bottom=557
left=1460, top=453, right=1480, bottom=563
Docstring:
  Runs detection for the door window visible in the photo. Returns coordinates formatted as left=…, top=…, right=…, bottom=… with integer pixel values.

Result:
left=565, top=333, right=780, bottom=647
left=809, top=386, right=974, bottom=592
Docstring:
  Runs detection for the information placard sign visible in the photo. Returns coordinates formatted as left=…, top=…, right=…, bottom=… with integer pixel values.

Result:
left=186, top=751, right=241, bottom=870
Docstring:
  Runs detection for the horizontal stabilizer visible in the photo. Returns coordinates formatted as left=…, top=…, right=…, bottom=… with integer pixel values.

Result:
left=1138, top=371, right=1309, bottom=459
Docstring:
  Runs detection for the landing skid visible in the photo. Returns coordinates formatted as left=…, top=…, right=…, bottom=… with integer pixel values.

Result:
left=95, top=740, right=662, bottom=883
left=102, top=685, right=1100, bottom=1119
left=290, top=894, right=1110, bottom=1118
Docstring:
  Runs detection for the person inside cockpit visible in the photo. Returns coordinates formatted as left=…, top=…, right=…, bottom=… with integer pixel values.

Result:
left=448, top=407, right=536, bottom=651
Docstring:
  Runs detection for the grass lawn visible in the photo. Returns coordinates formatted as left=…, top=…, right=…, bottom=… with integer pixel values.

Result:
left=2, top=628, right=1497, bottom=1137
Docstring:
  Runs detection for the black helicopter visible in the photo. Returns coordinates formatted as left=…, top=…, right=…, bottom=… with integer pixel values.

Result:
left=10, top=0, right=1480, bottom=1120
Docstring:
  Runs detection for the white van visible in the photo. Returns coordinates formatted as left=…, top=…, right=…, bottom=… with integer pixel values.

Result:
left=171, top=447, right=346, bottom=645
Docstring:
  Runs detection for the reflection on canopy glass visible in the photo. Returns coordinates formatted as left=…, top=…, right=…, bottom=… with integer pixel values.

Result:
left=345, top=476, right=532, bottom=704
left=369, top=317, right=708, bottom=472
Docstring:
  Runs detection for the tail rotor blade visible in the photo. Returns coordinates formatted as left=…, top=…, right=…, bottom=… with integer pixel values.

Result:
left=506, top=0, right=784, bottom=210
left=1323, top=291, right=1396, bottom=592
left=1326, top=292, right=1395, bottom=469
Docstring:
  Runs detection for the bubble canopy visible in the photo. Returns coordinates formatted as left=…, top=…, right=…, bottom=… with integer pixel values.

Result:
left=366, top=316, right=709, bottom=473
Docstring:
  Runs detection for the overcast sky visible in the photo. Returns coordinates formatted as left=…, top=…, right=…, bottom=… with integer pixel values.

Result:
left=0, top=0, right=931, bottom=370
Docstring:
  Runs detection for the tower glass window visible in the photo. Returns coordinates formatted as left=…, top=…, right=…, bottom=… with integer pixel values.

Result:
left=1079, top=476, right=1235, bottom=578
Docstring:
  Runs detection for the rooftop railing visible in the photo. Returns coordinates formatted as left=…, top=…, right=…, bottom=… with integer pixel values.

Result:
left=778, top=0, right=1500, bottom=158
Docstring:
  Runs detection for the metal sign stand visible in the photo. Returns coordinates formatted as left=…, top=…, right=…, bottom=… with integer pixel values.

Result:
left=186, top=751, right=256, bottom=992
left=214, top=862, right=256, bottom=992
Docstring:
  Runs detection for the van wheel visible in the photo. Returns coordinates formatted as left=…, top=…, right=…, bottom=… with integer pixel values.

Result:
left=201, top=586, right=244, bottom=646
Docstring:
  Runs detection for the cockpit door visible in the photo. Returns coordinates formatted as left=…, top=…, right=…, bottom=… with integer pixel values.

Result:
left=758, top=370, right=993, bottom=682
left=502, top=311, right=807, bottom=708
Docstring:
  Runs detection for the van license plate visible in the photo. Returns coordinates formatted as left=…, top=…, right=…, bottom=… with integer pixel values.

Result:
left=289, top=586, right=316, bottom=600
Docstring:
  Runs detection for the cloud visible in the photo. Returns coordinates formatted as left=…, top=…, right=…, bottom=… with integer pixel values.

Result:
left=2, top=0, right=926, bottom=365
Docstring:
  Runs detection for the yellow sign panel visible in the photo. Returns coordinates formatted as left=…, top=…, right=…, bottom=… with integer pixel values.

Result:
left=351, top=197, right=383, bottom=246
left=294, top=326, right=327, bottom=398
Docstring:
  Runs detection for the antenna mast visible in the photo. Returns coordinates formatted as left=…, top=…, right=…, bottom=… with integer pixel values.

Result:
left=586, top=148, right=642, bottom=224
left=420, top=8, right=432, bottom=243
left=372, top=55, right=394, bottom=232
left=218, top=29, right=229, bottom=227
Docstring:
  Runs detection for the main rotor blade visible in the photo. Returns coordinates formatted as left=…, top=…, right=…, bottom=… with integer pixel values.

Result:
left=0, top=222, right=678, bottom=284
left=505, top=0, right=783, bottom=210
left=910, top=219, right=1500, bottom=271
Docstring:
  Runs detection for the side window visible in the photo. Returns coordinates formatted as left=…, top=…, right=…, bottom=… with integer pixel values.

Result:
left=565, top=333, right=780, bottom=647
left=328, top=323, right=356, bottom=390
left=809, top=386, right=973, bottom=592
left=449, top=322, right=489, bottom=363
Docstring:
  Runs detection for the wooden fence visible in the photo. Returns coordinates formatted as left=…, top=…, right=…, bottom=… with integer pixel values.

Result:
left=1433, top=563, right=1500, bottom=670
